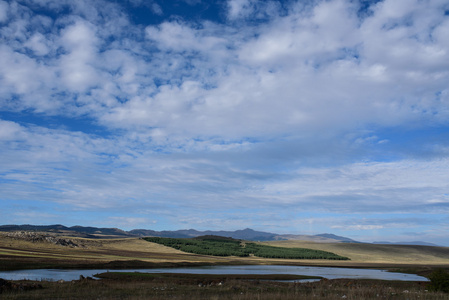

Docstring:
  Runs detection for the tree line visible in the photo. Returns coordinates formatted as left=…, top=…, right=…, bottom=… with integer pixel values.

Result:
left=143, top=236, right=349, bottom=260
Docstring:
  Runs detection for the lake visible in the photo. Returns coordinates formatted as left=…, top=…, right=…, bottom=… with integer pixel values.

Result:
left=0, top=265, right=429, bottom=282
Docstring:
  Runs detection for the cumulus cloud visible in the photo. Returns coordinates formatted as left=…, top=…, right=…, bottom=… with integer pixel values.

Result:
left=2, top=0, right=448, bottom=139
left=97, top=0, right=448, bottom=142
left=59, top=20, right=101, bottom=92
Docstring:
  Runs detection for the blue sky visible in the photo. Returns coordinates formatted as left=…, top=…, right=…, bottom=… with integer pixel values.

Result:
left=1, top=0, right=449, bottom=245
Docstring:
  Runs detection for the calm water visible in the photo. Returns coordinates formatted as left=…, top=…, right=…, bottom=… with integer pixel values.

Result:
left=0, top=265, right=429, bottom=282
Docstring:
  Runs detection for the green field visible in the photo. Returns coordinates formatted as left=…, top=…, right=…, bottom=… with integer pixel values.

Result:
left=144, top=236, right=349, bottom=260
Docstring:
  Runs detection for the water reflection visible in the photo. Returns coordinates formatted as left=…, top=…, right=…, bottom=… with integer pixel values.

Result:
left=0, top=265, right=429, bottom=282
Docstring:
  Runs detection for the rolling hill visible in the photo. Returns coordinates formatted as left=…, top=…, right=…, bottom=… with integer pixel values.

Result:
left=0, top=224, right=357, bottom=243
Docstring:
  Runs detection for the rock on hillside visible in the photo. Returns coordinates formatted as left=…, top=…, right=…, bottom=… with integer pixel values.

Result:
left=3, top=231, right=84, bottom=248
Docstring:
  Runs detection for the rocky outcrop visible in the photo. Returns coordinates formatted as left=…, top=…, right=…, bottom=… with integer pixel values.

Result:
left=3, top=231, right=84, bottom=248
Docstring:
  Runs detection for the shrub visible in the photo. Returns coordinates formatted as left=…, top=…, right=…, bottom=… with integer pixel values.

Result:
left=428, top=269, right=449, bottom=293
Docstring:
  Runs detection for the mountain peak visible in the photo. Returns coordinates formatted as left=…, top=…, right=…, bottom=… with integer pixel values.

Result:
left=238, top=228, right=255, bottom=232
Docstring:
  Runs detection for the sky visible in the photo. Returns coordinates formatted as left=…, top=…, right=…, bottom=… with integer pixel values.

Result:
left=1, top=0, right=449, bottom=246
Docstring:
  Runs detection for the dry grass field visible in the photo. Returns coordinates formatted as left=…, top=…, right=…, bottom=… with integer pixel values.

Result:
left=261, top=240, right=449, bottom=269
left=0, top=233, right=240, bottom=270
left=1, top=232, right=449, bottom=271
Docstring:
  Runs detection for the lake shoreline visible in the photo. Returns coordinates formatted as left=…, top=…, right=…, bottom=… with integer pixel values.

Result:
left=2, top=256, right=447, bottom=277
left=0, top=264, right=430, bottom=282
left=0, top=273, right=438, bottom=300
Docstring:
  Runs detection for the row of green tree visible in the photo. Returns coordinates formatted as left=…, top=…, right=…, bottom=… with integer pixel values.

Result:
left=144, top=236, right=349, bottom=260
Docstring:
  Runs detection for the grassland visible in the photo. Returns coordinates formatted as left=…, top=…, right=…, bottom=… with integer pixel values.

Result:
left=259, top=240, right=449, bottom=276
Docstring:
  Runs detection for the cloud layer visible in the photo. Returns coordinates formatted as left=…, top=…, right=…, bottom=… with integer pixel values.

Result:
left=1, top=0, right=449, bottom=245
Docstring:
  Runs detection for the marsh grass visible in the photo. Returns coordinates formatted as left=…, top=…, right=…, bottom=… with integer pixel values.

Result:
left=1, top=274, right=445, bottom=300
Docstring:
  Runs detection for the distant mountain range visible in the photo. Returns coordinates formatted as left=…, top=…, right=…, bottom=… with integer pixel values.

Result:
left=0, top=224, right=358, bottom=242
left=0, top=224, right=438, bottom=246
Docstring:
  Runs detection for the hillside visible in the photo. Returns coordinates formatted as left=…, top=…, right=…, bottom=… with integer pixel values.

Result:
left=262, top=240, right=449, bottom=267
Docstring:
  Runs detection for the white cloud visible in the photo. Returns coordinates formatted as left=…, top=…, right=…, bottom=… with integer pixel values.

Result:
left=226, top=0, right=281, bottom=21
left=238, top=0, right=359, bottom=66
left=24, top=32, right=51, bottom=56
left=260, top=158, right=449, bottom=213
left=2, top=117, right=447, bottom=215
left=145, top=21, right=229, bottom=54
left=0, top=45, right=59, bottom=112
left=105, top=217, right=156, bottom=229
left=0, top=1, right=9, bottom=23
left=59, top=20, right=101, bottom=92
left=2, top=0, right=447, bottom=140
left=0, top=120, right=24, bottom=140
left=151, top=3, right=163, bottom=16
left=332, top=224, right=384, bottom=230
left=227, top=0, right=254, bottom=20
